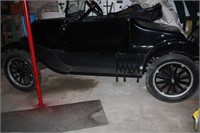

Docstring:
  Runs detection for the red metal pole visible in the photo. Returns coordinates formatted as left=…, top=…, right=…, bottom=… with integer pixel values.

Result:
left=23, top=0, right=44, bottom=108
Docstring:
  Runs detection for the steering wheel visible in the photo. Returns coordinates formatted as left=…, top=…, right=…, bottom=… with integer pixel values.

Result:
left=78, top=1, right=103, bottom=21
left=85, top=1, right=103, bottom=16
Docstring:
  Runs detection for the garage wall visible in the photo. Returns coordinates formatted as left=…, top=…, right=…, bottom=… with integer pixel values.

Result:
left=29, top=0, right=58, bottom=17
left=1, top=0, right=199, bottom=45
left=1, top=0, right=58, bottom=44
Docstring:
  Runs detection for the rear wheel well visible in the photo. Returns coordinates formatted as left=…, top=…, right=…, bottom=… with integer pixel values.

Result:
left=143, top=50, right=196, bottom=74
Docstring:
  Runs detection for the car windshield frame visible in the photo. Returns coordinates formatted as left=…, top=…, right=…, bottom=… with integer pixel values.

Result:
left=64, top=0, right=87, bottom=21
left=67, top=1, right=85, bottom=15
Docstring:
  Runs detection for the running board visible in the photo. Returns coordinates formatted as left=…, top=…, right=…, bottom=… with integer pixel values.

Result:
left=70, top=66, right=142, bottom=81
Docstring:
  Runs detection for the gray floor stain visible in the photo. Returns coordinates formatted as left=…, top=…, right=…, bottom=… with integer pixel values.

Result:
left=42, top=76, right=98, bottom=94
left=89, top=108, right=105, bottom=124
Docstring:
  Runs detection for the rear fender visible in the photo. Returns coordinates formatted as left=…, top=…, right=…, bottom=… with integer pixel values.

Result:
left=187, top=25, right=199, bottom=46
left=142, top=40, right=199, bottom=74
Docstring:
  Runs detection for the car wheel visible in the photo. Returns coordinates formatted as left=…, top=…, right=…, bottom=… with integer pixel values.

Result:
left=146, top=54, right=199, bottom=102
left=4, top=49, right=41, bottom=92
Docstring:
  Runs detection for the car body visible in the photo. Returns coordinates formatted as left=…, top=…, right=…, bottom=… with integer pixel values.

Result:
left=2, top=0, right=199, bottom=102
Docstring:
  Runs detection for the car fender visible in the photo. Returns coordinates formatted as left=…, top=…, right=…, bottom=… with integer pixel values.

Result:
left=2, top=40, right=71, bottom=74
left=1, top=41, right=30, bottom=53
left=34, top=45, right=71, bottom=73
left=142, top=39, right=199, bottom=74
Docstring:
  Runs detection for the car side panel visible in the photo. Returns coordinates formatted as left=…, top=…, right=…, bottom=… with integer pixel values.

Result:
left=29, top=17, right=198, bottom=78
left=32, top=18, right=65, bottom=49
left=129, top=19, right=199, bottom=75
left=65, top=17, right=129, bottom=53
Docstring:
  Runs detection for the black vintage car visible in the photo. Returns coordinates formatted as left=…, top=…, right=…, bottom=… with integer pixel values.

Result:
left=2, top=0, right=199, bottom=102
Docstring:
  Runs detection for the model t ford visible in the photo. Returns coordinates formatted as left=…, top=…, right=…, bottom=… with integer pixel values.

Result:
left=2, top=0, right=199, bottom=102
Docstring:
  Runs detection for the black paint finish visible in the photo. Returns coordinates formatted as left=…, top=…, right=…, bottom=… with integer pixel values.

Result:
left=3, top=1, right=199, bottom=78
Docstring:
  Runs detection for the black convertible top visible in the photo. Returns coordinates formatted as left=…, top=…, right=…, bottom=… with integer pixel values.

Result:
left=108, top=3, right=162, bottom=22
left=135, top=19, right=181, bottom=34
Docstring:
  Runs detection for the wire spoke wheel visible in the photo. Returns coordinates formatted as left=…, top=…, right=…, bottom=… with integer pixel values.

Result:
left=153, top=62, right=193, bottom=98
left=146, top=54, right=198, bottom=102
left=4, top=50, right=41, bottom=92
left=7, top=58, right=34, bottom=88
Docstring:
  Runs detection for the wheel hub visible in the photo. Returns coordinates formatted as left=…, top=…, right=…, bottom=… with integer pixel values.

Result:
left=171, top=77, right=175, bottom=84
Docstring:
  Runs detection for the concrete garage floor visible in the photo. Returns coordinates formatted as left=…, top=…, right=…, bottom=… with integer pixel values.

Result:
left=1, top=68, right=199, bottom=133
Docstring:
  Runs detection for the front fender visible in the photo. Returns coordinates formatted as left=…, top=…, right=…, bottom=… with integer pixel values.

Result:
left=1, top=41, right=30, bottom=53
left=1, top=38, right=29, bottom=53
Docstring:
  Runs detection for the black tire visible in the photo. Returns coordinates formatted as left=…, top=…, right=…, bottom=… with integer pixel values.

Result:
left=146, top=54, right=199, bottom=102
left=3, top=49, right=41, bottom=92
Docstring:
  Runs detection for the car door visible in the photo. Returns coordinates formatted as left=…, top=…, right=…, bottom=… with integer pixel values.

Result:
left=66, top=17, right=129, bottom=53
left=58, top=17, right=129, bottom=73
left=92, top=17, right=129, bottom=53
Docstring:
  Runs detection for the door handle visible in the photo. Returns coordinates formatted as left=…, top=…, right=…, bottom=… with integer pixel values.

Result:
left=61, top=20, right=68, bottom=31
